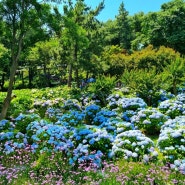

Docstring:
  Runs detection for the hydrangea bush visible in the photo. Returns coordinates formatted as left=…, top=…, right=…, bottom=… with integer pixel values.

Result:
left=118, top=97, right=147, bottom=112
left=155, top=89, right=175, bottom=105
left=92, top=108, right=117, bottom=125
left=176, top=93, right=185, bottom=103
left=26, top=119, right=74, bottom=153
left=57, top=110, right=85, bottom=127
left=158, top=99, right=185, bottom=119
left=122, top=110, right=137, bottom=122
left=170, top=159, right=185, bottom=174
left=1, top=87, right=185, bottom=175
left=15, top=113, right=41, bottom=134
left=157, top=116, right=185, bottom=164
left=0, top=119, right=11, bottom=132
left=111, top=130, right=157, bottom=162
left=106, top=93, right=121, bottom=110
left=131, top=108, right=168, bottom=135
left=33, top=98, right=64, bottom=117
left=83, top=104, right=101, bottom=124
left=99, top=117, right=134, bottom=136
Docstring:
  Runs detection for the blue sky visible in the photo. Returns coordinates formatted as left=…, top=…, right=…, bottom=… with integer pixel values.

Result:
left=85, top=0, right=171, bottom=21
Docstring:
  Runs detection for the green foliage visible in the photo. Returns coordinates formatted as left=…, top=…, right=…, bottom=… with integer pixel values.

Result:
left=121, top=68, right=161, bottom=106
left=7, top=91, right=33, bottom=118
left=100, top=19, right=119, bottom=46
left=103, top=160, right=185, bottom=185
left=161, top=58, right=185, bottom=95
left=138, top=0, right=185, bottom=54
left=0, top=92, right=6, bottom=109
left=100, top=45, right=127, bottom=76
left=15, top=114, right=40, bottom=134
left=129, top=45, right=180, bottom=71
left=87, top=75, right=116, bottom=106
left=116, top=2, right=133, bottom=50
left=30, top=151, right=73, bottom=183
left=0, top=43, right=8, bottom=62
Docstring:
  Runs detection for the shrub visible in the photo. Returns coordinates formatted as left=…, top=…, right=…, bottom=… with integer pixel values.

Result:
left=58, top=110, right=85, bottom=127
left=118, top=97, right=147, bottom=111
left=83, top=104, right=101, bottom=124
left=87, top=75, right=116, bottom=106
left=121, top=69, right=162, bottom=106
left=15, top=113, right=41, bottom=134
left=157, top=116, right=185, bottom=163
left=93, top=108, right=117, bottom=126
left=61, top=99, right=82, bottom=112
left=111, top=130, right=156, bottom=162
left=99, top=117, right=134, bottom=136
left=106, top=93, right=122, bottom=110
left=158, top=98, right=185, bottom=119
left=131, top=108, right=168, bottom=135
left=0, top=119, right=11, bottom=132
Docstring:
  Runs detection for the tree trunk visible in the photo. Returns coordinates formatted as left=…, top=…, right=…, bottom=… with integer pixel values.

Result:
left=0, top=34, right=23, bottom=120
left=67, top=63, right=72, bottom=87
left=86, top=72, right=89, bottom=82
left=75, top=67, right=79, bottom=87
left=0, top=60, right=18, bottom=119
left=28, top=67, right=33, bottom=88
left=21, top=71, right=24, bottom=87
left=74, top=43, right=78, bottom=87
left=0, top=73, right=5, bottom=91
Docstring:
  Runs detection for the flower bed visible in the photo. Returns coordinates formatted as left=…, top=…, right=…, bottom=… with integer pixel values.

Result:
left=1, top=88, right=185, bottom=184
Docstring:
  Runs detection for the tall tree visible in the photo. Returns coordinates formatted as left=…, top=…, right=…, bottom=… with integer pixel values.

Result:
left=101, top=20, right=119, bottom=46
left=60, top=0, right=104, bottom=87
left=159, top=0, right=185, bottom=54
left=0, top=0, right=57, bottom=119
left=27, top=38, right=61, bottom=87
left=138, top=0, right=185, bottom=54
left=130, top=11, right=145, bottom=50
left=116, top=2, right=132, bottom=51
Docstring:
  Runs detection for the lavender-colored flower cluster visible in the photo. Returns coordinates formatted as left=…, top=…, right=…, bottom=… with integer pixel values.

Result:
left=62, top=99, right=82, bottom=111
left=170, top=159, right=185, bottom=174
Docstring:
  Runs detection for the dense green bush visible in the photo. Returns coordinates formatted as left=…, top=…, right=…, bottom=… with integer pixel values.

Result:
left=87, top=75, right=116, bottom=106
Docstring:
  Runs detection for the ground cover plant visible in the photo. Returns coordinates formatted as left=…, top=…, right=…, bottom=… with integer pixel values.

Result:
left=0, top=86, right=185, bottom=184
